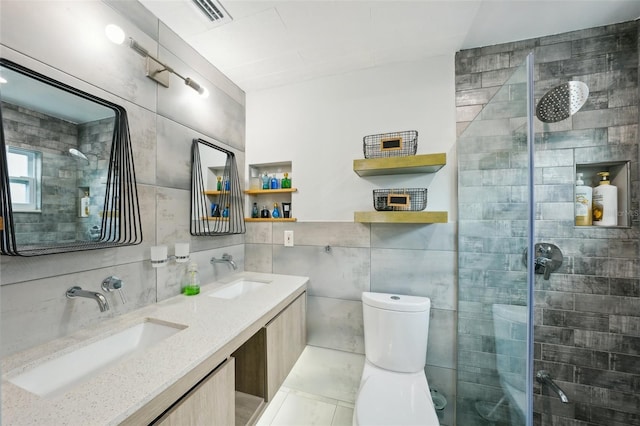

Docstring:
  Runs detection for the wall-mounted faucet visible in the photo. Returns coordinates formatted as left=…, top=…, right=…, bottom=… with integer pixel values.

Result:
left=536, top=370, right=569, bottom=403
left=210, top=253, right=237, bottom=270
left=66, top=286, right=110, bottom=312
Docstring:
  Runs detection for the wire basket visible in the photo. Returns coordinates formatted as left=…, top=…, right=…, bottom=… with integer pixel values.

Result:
left=373, top=188, right=427, bottom=211
left=363, top=130, right=418, bottom=159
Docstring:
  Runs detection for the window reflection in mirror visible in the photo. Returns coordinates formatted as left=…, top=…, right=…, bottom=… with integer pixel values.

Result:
left=0, top=59, right=142, bottom=256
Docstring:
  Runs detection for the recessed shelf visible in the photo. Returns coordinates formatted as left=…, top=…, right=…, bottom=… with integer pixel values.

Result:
left=244, top=218, right=297, bottom=222
left=203, top=190, right=231, bottom=196
left=354, top=211, right=448, bottom=223
left=353, top=153, right=446, bottom=177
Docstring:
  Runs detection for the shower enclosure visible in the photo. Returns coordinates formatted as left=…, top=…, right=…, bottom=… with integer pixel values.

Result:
left=455, top=20, right=639, bottom=426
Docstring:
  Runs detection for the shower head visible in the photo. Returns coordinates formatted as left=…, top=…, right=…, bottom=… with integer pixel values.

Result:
left=68, top=148, right=89, bottom=163
left=535, top=81, right=589, bottom=123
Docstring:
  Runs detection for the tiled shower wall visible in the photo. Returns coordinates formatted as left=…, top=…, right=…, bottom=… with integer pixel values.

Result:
left=245, top=221, right=458, bottom=425
left=455, top=21, right=639, bottom=426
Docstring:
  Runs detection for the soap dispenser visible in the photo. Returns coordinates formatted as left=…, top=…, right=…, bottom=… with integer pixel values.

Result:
left=183, top=262, right=200, bottom=296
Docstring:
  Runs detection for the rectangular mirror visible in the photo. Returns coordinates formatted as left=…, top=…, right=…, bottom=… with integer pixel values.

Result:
left=0, top=59, right=142, bottom=256
left=191, top=138, right=245, bottom=236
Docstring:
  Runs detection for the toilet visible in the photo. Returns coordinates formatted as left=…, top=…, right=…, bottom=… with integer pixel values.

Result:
left=354, top=292, right=439, bottom=426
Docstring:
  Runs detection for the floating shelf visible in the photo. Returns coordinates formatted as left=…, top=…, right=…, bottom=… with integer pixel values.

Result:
left=244, top=188, right=297, bottom=195
left=244, top=218, right=297, bottom=222
left=353, top=153, right=446, bottom=176
left=354, top=211, right=448, bottom=224
left=204, top=190, right=231, bottom=196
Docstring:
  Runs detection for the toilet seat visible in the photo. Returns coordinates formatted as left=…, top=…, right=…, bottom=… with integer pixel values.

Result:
left=355, top=374, right=439, bottom=426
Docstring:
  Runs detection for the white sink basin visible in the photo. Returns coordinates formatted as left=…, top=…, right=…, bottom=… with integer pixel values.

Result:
left=8, top=319, right=186, bottom=397
left=208, top=279, right=270, bottom=299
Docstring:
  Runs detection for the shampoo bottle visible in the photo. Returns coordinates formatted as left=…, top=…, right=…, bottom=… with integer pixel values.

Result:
left=575, top=173, right=592, bottom=226
left=592, top=171, right=617, bottom=226
left=80, top=192, right=90, bottom=217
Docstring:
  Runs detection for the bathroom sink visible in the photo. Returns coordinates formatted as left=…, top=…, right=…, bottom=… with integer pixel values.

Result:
left=208, top=279, right=270, bottom=299
left=8, top=318, right=186, bottom=397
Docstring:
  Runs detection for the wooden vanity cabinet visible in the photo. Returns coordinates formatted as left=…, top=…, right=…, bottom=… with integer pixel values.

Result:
left=153, top=358, right=235, bottom=426
left=234, top=292, right=307, bottom=402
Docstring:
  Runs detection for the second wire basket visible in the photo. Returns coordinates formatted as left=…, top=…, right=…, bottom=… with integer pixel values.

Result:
left=373, top=188, right=427, bottom=211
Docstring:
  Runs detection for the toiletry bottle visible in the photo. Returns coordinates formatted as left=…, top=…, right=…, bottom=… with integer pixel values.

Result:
left=575, top=172, right=592, bottom=226
left=79, top=192, right=90, bottom=217
left=216, top=176, right=222, bottom=191
left=270, top=174, right=279, bottom=189
left=261, top=205, right=270, bottom=218
left=183, top=262, right=200, bottom=296
left=222, top=204, right=230, bottom=218
left=251, top=202, right=259, bottom=218
left=224, top=177, right=230, bottom=191
left=261, top=173, right=270, bottom=190
left=281, top=172, right=291, bottom=189
left=211, top=203, right=220, bottom=217
left=592, top=171, right=617, bottom=226
left=272, top=202, right=280, bottom=218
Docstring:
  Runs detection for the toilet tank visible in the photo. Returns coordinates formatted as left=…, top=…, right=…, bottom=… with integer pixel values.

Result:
left=362, top=292, right=430, bottom=373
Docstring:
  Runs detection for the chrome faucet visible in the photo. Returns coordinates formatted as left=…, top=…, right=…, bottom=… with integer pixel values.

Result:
left=210, top=253, right=237, bottom=270
left=66, top=286, right=110, bottom=312
left=536, top=370, right=569, bottom=403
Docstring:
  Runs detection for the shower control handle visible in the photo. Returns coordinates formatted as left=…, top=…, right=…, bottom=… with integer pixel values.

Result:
left=536, top=370, right=569, bottom=403
left=523, top=243, right=563, bottom=280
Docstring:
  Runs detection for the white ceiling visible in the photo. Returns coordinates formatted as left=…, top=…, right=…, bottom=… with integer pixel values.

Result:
left=139, top=0, right=640, bottom=92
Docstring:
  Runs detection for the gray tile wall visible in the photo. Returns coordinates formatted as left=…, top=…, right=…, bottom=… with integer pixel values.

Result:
left=456, top=20, right=640, bottom=426
left=245, top=221, right=458, bottom=425
left=0, top=1, right=245, bottom=356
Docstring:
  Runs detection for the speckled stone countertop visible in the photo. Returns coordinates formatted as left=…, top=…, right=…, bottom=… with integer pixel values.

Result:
left=1, top=272, right=308, bottom=425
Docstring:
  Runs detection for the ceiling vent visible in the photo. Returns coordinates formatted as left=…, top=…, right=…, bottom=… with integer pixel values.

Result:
left=192, top=0, right=232, bottom=25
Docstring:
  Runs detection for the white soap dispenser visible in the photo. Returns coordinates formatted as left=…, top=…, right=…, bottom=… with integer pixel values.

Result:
left=592, top=171, right=617, bottom=226
left=575, top=173, right=592, bottom=226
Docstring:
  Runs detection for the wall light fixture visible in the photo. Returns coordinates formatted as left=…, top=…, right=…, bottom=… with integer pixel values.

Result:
left=106, top=24, right=209, bottom=98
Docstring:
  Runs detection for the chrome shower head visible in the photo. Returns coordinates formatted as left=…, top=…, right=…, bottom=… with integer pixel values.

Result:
left=68, top=148, right=89, bottom=163
left=536, top=81, right=589, bottom=123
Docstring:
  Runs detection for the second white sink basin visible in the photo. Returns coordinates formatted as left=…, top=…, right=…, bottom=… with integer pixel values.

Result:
left=8, top=318, right=186, bottom=397
left=208, top=279, right=270, bottom=299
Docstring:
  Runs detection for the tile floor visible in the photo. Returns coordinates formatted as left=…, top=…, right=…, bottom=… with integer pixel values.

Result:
left=256, top=345, right=365, bottom=426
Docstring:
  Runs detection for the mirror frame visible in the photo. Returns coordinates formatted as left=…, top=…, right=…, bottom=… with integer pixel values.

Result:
left=191, top=138, right=245, bottom=236
left=0, top=59, right=142, bottom=256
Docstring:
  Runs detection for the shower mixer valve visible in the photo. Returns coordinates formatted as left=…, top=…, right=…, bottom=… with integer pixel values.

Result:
left=523, top=243, right=563, bottom=280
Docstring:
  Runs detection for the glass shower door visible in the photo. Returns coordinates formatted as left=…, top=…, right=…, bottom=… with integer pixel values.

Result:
left=456, top=54, right=535, bottom=426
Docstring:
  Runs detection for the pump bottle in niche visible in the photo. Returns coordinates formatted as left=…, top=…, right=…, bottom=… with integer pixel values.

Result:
left=261, top=205, right=270, bottom=218
left=592, top=171, right=617, bottom=226
left=79, top=192, right=90, bottom=217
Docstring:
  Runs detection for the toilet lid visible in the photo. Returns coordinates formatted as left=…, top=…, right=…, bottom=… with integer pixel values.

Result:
left=356, top=376, right=439, bottom=426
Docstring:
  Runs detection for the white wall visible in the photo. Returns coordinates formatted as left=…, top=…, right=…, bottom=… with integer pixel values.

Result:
left=246, top=56, right=458, bottom=222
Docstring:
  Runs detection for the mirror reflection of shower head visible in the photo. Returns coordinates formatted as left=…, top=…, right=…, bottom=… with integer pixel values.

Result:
left=69, top=148, right=89, bottom=163
left=536, top=81, right=589, bottom=123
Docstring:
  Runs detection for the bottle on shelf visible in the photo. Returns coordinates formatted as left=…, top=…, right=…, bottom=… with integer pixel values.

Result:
left=222, top=204, right=230, bottom=218
left=216, top=176, right=222, bottom=191
left=182, top=261, right=200, bottom=296
left=592, top=171, right=617, bottom=226
left=224, top=177, right=230, bottom=191
left=211, top=203, right=220, bottom=217
left=261, top=173, right=270, bottom=190
left=270, top=174, right=279, bottom=189
left=251, top=202, right=259, bottom=218
left=575, top=172, right=592, bottom=226
left=272, top=202, right=280, bottom=218
left=79, top=191, right=90, bottom=217
left=261, top=205, right=270, bottom=218
left=281, top=172, right=291, bottom=189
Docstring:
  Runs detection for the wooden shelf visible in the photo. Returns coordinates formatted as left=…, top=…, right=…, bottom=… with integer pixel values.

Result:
left=203, top=190, right=231, bottom=196
left=244, top=188, right=297, bottom=195
left=245, top=218, right=297, bottom=222
left=353, top=153, right=446, bottom=176
left=354, top=211, right=448, bottom=223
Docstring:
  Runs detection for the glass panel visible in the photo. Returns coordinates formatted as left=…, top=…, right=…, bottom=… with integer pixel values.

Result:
left=456, top=56, right=533, bottom=425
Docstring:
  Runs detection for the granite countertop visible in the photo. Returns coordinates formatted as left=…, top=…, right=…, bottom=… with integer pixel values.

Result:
left=1, top=272, right=308, bottom=425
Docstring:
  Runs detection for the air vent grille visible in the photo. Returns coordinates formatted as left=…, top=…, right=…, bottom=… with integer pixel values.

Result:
left=192, top=0, right=232, bottom=23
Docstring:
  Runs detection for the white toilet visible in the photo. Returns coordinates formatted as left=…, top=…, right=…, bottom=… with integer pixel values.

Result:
left=354, top=292, right=440, bottom=426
